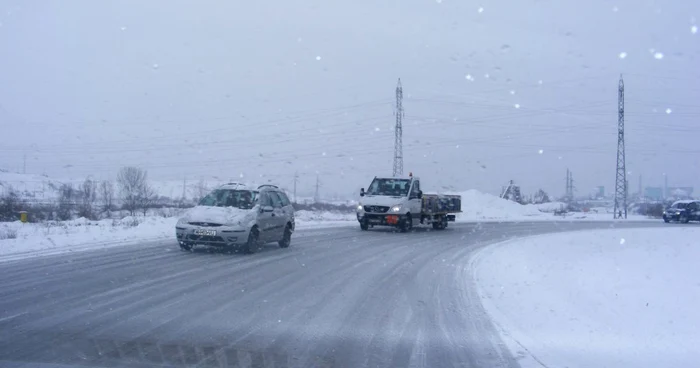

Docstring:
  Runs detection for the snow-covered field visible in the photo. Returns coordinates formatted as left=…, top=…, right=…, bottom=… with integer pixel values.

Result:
left=472, top=227, right=700, bottom=368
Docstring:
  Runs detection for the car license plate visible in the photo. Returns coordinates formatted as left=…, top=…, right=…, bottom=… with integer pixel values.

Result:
left=194, top=229, right=216, bottom=236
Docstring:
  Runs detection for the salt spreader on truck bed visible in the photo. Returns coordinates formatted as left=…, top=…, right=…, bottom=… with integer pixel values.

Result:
left=356, top=174, right=461, bottom=232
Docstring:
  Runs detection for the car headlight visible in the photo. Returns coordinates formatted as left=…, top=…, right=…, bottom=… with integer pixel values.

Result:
left=676, top=212, right=681, bottom=215
left=357, top=205, right=363, bottom=211
left=391, top=205, right=401, bottom=212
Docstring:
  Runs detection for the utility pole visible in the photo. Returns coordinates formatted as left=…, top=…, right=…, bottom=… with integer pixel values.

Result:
left=181, top=176, right=187, bottom=203
left=314, top=175, right=321, bottom=203
left=392, top=78, right=404, bottom=177
left=614, top=75, right=627, bottom=219
left=293, top=172, right=299, bottom=204
left=638, top=174, right=642, bottom=199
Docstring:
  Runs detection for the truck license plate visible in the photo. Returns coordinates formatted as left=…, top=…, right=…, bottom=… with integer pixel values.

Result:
left=194, top=229, right=216, bottom=236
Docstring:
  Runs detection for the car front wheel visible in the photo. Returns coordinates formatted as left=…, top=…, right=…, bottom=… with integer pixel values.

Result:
left=279, top=225, right=292, bottom=248
left=242, top=228, right=259, bottom=254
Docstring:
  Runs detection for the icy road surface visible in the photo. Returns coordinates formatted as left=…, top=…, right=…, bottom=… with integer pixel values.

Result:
left=0, top=221, right=665, bottom=368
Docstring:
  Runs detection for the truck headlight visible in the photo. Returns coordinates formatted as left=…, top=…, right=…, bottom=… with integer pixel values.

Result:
left=391, top=206, right=401, bottom=212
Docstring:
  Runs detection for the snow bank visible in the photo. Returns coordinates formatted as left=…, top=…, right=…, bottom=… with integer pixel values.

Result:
left=455, top=190, right=651, bottom=222
left=294, top=210, right=355, bottom=228
left=455, top=189, right=542, bottom=221
left=472, top=227, right=700, bottom=367
left=0, top=211, right=355, bottom=261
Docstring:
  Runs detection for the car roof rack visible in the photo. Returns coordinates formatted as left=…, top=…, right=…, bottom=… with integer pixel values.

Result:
left=222, top=182, right=248, bottom=189
left=257, top=184, right=279, bottom=190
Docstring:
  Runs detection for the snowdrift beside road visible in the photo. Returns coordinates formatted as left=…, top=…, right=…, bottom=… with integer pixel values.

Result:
left=455, top=190, right=542, bottom=221
left=473, top=227, right=700, bottom=368
left=0, top=211, right=355, bottom=262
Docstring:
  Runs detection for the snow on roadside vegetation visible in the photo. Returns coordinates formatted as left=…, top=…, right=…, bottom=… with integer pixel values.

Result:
left=472, top=227, right=700, bottom=367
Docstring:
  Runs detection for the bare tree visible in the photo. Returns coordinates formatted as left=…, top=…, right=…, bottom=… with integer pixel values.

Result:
left=57, top=183, right=75, bottom=220
left=77, top=178, right=98, bottom=220
left=191, top=178, right=209, bottom=203
left=117, top=167, right=147, bottom=216
left=99, top=180, right=115, bottom=217
left=137, top=183, right=157, bottom=216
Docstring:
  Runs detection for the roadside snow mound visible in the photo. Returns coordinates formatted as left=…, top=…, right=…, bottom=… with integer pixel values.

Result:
left=529, top=201, right=567, bottom=213
left=455, top=189, right=542, bottom=221
left=473, top=227, right=700, bottom=367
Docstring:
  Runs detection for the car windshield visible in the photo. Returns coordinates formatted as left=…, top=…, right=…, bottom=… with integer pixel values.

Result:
left=672, top=202, right=688, bottom=209
left=199, top=189, right=257, bottom=209
left=366, top=179, right=411, bottom=197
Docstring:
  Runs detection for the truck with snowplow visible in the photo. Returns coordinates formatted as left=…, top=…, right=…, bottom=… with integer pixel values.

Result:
left=356, top=174, right=461, bottom=232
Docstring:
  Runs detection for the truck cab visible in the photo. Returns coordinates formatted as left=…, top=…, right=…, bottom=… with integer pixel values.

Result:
left=357, top=175, right=424, bottom=232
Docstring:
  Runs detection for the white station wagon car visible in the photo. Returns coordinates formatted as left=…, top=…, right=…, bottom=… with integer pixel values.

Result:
left=176, top=183, right=295, bottom=254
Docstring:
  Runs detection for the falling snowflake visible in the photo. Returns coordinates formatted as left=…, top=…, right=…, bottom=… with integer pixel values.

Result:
left=465, top=74, right=474, bottom=81
left=374, top=127, right=380, bottom=132
left=612, top=6, right=619, bottom=12
left=484, top=73, right=490, bottom=79
left=654, top=52, right=664, bottom=60
left=456, top=145, right=460, bottom=148
left=436, top=0, right=442, bottom=3
left=478, top=7, right=484, bottom=13
left=666, top=108, right=672, bottom=114
left=120, top=26, right=127, bottom=31
left=619, top=52, right=627, bottom=59
left=620, top=238, right=625, bottom=245
left=509, top=90, right=516, bottom=95
left=152, top=63, right=159, bottom=69
left=322, top=152, right=327, bottom=156
left=514, top=103, right=521, bottom=109
left=297, top=37, right=303, bottom=42
left=239, top=173, right=244, bottom=178
left=692, top=25, right=698, bottom=34
left=538, top=149, right=544, bottom=154
left=538, top=80, right=543, bottom=85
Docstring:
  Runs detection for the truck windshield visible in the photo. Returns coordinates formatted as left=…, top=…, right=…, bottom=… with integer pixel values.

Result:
left=366, top=179, right=411, bottom=197
left=199, top=189, right=257, bottom=209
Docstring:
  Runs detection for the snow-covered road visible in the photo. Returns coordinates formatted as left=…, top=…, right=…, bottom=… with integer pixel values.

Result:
left=0, top=221, right=667, bottom=367
left=473, top=226, right=700, bottom=368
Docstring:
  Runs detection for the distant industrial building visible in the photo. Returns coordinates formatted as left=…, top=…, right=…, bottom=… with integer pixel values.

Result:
left=644, top=186, right=694, bottom=200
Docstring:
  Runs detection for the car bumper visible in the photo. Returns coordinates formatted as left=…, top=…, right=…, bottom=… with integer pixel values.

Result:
left=175, top=224, right=250, bottom=247
left=663, top=214, right=681, bottom=221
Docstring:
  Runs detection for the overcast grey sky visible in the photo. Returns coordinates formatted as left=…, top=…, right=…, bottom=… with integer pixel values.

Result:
left=1, top=0, right=698, bottom=198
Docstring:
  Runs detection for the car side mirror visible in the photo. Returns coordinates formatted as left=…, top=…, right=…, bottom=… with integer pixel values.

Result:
left=360, top=188, right=365, bottom=197
left=418, top=190, right=423, bottom=198
left=261, top=206, right=274, bottom=213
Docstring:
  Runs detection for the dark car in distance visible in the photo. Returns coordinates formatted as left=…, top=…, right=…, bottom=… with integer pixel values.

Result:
left=663, top=200, right=700, bottom=223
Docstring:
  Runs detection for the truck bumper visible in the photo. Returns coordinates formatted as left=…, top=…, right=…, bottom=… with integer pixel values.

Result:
left=357, top=213, right=402, bottom=226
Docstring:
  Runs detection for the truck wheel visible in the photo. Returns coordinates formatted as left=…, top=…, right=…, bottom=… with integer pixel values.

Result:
left=360, top=219, right=369, bottom=231
left=432, top=216, right=447, bottom=230
left=400, top=215, right=413, bottom=233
